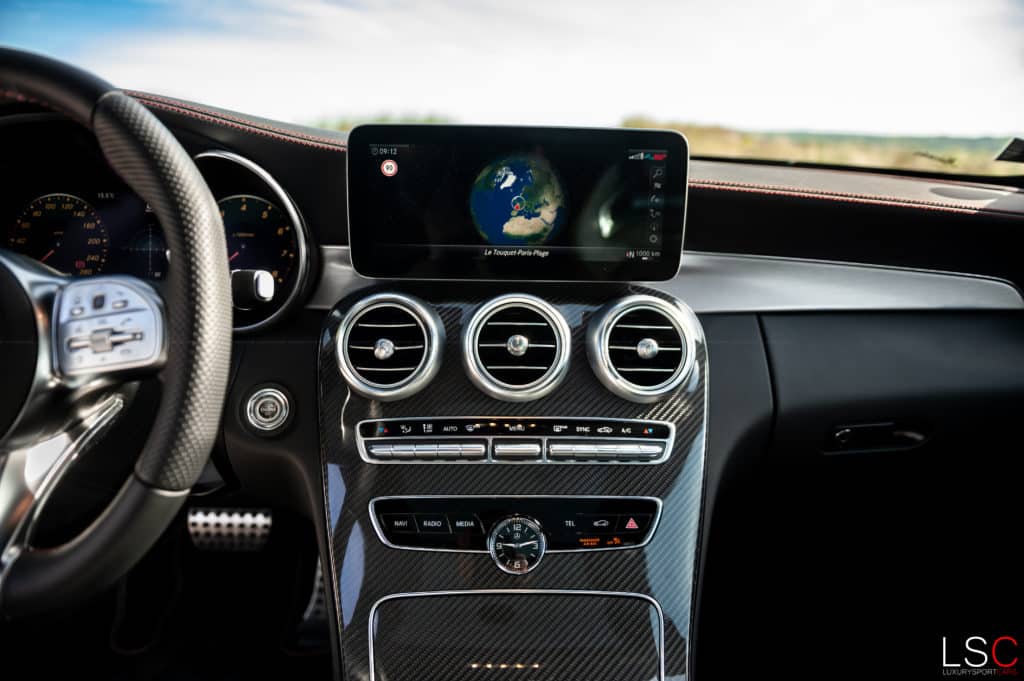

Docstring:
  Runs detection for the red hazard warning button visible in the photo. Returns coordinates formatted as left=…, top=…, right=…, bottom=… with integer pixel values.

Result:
left=616, top=514, right=652, bottom=534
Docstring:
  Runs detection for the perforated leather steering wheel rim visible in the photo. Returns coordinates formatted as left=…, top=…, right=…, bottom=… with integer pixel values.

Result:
left=0, top=48, right=232, bottom=616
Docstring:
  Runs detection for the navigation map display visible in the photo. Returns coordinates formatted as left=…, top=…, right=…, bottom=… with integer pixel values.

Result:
left=346, top=125, right=688, bottom=281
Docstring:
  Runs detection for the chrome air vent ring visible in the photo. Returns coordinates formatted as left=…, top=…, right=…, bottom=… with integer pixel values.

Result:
left=587, top=294, right=698, bottom=403
left=463, top=294, right=571, bottom=402
left=336, top=293, right=444, bottom=401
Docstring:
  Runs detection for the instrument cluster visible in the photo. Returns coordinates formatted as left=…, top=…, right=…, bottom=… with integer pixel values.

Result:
left=0, top=118, right=312, bottom=332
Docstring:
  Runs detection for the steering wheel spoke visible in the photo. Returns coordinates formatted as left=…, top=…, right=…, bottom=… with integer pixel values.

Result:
left=0, top=393, right=125, bottom=590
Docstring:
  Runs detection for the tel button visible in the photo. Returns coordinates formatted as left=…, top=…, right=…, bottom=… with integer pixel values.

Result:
left=416, top=514, right=451, bottom=534
left=382, top=514, right=417, bottom=533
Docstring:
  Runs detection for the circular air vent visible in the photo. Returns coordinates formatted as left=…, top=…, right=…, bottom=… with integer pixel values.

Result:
left=587, top=295, right=697, bottom=403
left=336, top=293, right=444, bottom=401
left=463, top=294, right=571, bottom=402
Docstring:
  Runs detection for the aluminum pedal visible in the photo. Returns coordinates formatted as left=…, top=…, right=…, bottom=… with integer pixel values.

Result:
left=187, top=507, right=272, bottom=551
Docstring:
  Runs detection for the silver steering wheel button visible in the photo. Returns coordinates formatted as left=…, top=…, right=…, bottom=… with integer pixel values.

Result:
left=55, top=277, right=166, bottom=377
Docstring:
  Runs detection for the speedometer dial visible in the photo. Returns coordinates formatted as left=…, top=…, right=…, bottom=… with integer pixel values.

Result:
left=8, top=194, right=109, bottom=275
left=219, top=194, right=297, bottom=284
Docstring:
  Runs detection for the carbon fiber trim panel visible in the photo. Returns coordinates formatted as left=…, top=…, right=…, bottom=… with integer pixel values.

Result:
left=318, top=283, right=707, bottom=681
left=370, top=591, right=663, bottom=681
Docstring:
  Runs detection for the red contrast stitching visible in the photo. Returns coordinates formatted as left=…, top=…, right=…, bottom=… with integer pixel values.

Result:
left=125, top=90, right=347, bottom=152
left=690, top=179, right=1024, bottom=219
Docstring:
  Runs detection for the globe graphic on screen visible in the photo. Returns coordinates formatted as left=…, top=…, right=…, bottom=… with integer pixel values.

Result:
left=469, top=154, right=566, bottom=246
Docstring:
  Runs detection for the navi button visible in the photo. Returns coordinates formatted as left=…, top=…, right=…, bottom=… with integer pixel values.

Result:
left=381, top=514, right=417, bottom=534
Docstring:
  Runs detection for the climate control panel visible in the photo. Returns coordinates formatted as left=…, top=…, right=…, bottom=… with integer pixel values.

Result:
left=357, top=417, right=673, bottom=464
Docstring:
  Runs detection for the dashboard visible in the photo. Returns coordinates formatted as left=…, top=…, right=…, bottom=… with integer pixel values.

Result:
left=4, top=94, right=1024, bottom=681
left=0, top=117, right=312, bottom=331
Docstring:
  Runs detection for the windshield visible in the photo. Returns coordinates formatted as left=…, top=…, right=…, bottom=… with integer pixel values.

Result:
left=2, top=0, right=1022, bottom=176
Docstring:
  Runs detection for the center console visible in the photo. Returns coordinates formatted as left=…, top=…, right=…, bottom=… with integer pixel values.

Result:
left=318, top=125, right=705, bottom=681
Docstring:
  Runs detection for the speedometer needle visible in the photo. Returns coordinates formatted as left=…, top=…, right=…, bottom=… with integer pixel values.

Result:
left=228, top=251, right=240, bottom=262
left=40, top=249, right=55, bottom=263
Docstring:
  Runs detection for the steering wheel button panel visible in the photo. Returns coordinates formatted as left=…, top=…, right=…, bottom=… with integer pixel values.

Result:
left=55, top=278, right=165, bottom=376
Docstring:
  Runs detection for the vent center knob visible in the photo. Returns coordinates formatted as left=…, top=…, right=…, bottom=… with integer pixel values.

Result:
left=506, top=334, right=530, bottom=357
left=374, top=338, right=396, bottom=360
left=636, top=337, right=660, bottom=360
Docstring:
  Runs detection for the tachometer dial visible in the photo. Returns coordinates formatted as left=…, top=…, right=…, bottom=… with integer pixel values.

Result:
left=8, top=194, right=109, bottom=275
left=219, top=194, right=297, bottom=284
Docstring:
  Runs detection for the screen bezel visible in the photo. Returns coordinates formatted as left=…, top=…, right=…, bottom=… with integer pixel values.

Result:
left=346, top=124, right=689, bottom=282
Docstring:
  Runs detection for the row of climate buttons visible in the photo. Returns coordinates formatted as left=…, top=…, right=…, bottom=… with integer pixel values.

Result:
left=359, top=417, right=672, bottom=439
left=364, top=438, right=665, bottom=462
left=367, top=441, right=487, bottom=460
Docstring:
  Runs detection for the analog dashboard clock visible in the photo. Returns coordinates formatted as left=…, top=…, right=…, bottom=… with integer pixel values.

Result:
left=487, top=516, right=547, bottom=575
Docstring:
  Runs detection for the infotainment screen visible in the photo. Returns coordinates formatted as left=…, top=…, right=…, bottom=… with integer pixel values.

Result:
left=346, top=125, right=688, bottom=281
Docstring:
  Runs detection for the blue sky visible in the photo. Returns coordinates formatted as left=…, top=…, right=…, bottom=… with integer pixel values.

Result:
left=2, top=0, right=1022, bottom=136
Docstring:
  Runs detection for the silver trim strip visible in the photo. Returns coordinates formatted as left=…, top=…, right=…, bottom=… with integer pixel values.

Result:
left=194, top=150, right=312, bottom=333
left=656, top=251, right=1024, bottom=312
left=367, top=589, right=666, bottom=681
left=308, top=246, right=1024, bottom=313
left=368, top=495, right=663, bottom=554
left=356, top=417, right=675, bottom=465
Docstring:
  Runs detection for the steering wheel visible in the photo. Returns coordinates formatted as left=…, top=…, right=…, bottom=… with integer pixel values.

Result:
left=0, top=49, right=232, bottom=616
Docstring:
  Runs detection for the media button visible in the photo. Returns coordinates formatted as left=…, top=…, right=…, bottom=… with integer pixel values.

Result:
left=416, top=514, right=450, bottom=534
left=448, top=514, right=483, bottom=534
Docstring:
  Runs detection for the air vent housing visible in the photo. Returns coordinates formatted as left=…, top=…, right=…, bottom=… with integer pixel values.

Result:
left=463, top=294, right=571, bottom=402
left=336, top=293, right=444, bottom=401
left=587, top=295, right=697, bottom=403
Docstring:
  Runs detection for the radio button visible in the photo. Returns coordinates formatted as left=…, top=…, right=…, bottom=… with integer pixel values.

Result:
left=416, top=514, right=450, bottom=533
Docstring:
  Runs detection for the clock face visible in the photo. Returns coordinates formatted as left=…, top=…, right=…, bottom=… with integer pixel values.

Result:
left=488, top=516, right=546, bottom=575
